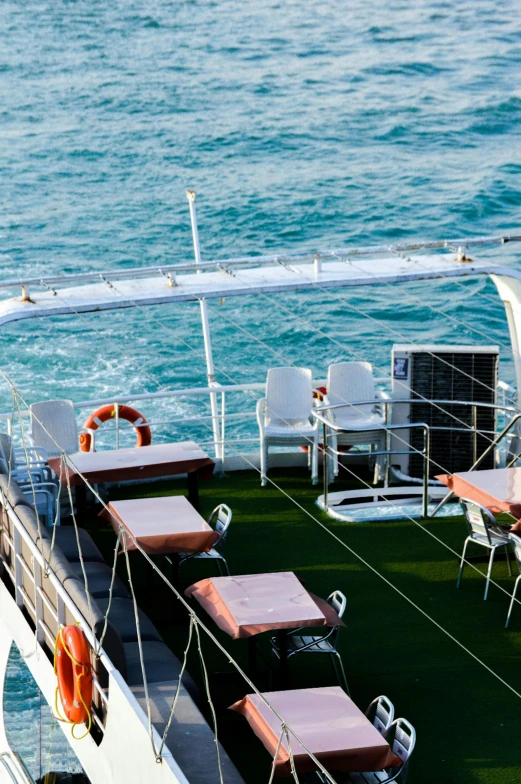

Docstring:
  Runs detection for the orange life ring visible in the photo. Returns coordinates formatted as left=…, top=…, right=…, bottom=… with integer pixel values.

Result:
left=79, top=404, right=152, bottom=452
left=55, top=625, right=93, bottom=726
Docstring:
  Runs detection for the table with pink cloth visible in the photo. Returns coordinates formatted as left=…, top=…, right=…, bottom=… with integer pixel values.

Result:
left=437, top=467, right=521, bottom=521
left=185, top=571, right=343, bottom=679
left=230, top=686, right=402, bottom=777
left=99, top=496, right=219, bottom=555
left=49, top=440, right=214, bottom=510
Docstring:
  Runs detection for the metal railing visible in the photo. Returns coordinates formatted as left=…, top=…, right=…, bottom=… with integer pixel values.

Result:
left=0, top=495, right=110, bottom=733
left=313, top=396, right=521, bottom=518
left=3, top=378, right=516, bottom=467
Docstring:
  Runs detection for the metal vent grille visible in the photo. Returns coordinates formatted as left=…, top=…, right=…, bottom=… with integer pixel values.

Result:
left=409, top=352, right=498, bottom=478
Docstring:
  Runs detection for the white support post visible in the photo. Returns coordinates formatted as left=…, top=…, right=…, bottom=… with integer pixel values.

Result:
left=186, top=190, right=222, bottom=460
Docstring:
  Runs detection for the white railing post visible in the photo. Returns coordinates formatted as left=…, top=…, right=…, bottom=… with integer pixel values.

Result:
left=13, top=528, right=23, bottom=607
left=220, top=390, right=226, bottom=471
left=186, top=190, right=222, bottom=460
left=115, top=401, right=120, bottom=449
left=34, top=561, right=45, bottom=643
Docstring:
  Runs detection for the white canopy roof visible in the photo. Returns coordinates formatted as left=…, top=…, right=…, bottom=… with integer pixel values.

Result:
left=1, top=252, right=520, bottom=326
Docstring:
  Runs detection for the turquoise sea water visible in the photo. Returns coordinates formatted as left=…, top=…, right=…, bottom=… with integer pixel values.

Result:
left=0, top=0, right=520, bottom=426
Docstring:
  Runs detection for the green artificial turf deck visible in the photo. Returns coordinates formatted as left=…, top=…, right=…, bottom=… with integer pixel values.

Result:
left=98, top=467, right=521, bottom=784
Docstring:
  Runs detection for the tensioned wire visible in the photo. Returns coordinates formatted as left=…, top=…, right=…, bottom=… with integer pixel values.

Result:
left=51, top=271, right=521, bottom=580
left=102, top=261, right=504, bottom=466
left=1, top=377, right=339, bottom=784
left=41, top=258, right=514, bottom=454
left=209, top=263, right=511, bottom=450
left=13, top=279, right=521, bottom=710
left=247, top=258, right=503, bottom=402
left=5, top=395, right=517, bottom=784
left=7, top=366, right=521, bottom=722
left=35, top=276, right=521, bottom=610
left=4, top=340, right=521, bottom=776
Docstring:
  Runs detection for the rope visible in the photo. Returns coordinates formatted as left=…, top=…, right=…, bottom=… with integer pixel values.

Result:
left=2, top=352, right=521, bottom=773
left=194, top=618, right=224, bottom=784
left=63, top=453, right=96, bottom=642
left=121, top=532, right=158, bottom=758
left=94, top=528, right=122, bottom=657
left=157, top=614, right=195, bottom=758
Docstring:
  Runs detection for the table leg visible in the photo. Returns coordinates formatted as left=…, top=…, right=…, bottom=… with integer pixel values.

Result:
left=277, top=630, right=289, bottom=689
left=187, top=470, right=200, bottom=510
left=247, top=637, right=257, bottom=678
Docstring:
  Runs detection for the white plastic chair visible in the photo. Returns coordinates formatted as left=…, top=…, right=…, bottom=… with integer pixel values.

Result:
left=326, top=362, right=387, bottom=482
left=505, top=532, right=521, bottom=628
left=365, top=695, right=395, bottom=735
left=256, top=367, right=319, bottom=486
left=457, top=498, right=512, bottom=600
left=30, top=400, right=79, bottom=457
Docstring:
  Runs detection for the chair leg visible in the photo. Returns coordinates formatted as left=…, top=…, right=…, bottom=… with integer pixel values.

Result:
left=456, top=538, right=470, bottom=589
left=484, top=547, right=495, bottom=601
left=506, top=575, right=521, bottom=628
left=506, top=545, right=512, bottom=577
left=260, top=441, right=267, bottom=487
left=333, top=652, right=350, bottom=696
left=312, top=437, right=319, bottom=485
left=221, top=556, right=230, bottom=576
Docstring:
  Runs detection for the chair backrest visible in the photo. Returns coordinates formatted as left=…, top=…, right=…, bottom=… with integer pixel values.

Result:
left=328, top=589, right=346, bottom=619
left=323, top=590, right=346, bottom=646
left=365, top=695, right=395, bottom=735
left=460, top=498, right=508, bottom=546
left=327, top=362, right=377, bottom=423
left=265, top=367, right=313, bottom=424
left=30, top=400, right=78, bottom=457
left=208, top=504, right=232, bottom=551
left=385, top=718, right=416, bottom=769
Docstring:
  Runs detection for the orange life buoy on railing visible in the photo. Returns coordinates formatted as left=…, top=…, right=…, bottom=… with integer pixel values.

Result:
left=54, top=625, right=93, bottom=731
left=79, top=404, right=152, bottom=452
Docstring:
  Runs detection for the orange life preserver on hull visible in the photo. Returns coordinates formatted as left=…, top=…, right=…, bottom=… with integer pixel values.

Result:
left=79, top=405, right=152, bottom=452
left=55, top=625, right=93, bottom=729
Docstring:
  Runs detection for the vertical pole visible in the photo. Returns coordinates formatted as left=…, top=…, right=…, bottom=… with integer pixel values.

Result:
left=423, top=425, right=430, bottom=518
left=220, top=390, right=226, bottom=474
left=115, top=402, right=120, bottom=450
left=323, top=421, right=328, bottom=511
left=472, top=404, right=477, bottom=466
left=186, top=190, right=221, bottom=460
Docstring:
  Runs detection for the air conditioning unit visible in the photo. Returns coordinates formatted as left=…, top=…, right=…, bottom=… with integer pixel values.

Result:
left=390, top=344, right=499, bottom=479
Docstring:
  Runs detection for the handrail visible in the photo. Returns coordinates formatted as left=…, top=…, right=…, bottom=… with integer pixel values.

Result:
left=430, top=411, right=521, bottom=517
left=0, top=231, right=519, bottom=291
left=315, top=398, right=520, bottom=414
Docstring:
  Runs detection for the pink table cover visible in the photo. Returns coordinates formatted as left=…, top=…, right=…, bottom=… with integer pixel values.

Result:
left=437, top=467, right=521, bottom=518
left=185, top=572, right=342, bottom=639
left=230, top=686, right=402, bottom=776
left=49, top=441, right=214, bottom=487
left=99, top=496, right=219, bottom=555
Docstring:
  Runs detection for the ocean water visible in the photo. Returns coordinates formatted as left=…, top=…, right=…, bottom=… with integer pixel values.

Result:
left=0, top=0, right=520, bottom=437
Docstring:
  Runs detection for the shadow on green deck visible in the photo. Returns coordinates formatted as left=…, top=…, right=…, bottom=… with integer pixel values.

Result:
left=98, top=468, right=521, bottom=784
